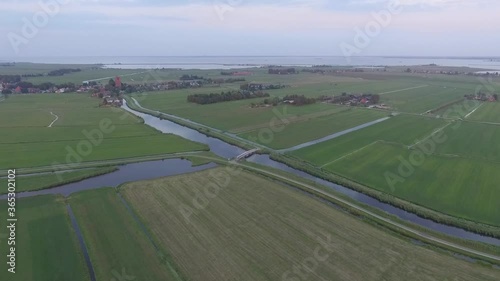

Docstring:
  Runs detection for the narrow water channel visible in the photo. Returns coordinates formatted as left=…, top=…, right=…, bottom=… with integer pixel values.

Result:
left=67, top=205, right=97, bottom=281
left=0, top=159, right=216, bottom=199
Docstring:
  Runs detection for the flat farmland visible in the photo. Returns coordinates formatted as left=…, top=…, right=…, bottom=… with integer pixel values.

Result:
left=380, top=85, right=470, bottom=113
left=121, top=169, right=500, bottom=281
left=0, top=94, right=207, bottom=169
left=70, top=188, right=181, bottom=281
left=0, top=195, right=88, bottom=281
left=468, top=102, right=500, bottom=123
left=136, top=89, right=341, bottom=131
left=237, top=107, right=389, bottom=149
left=324, top=142, right=500, bottom=226
left=291, top=115, right=447, bottom=166
left=132, top=76, right=426, bottom=148
left=433, top=121, right=500, bottom=162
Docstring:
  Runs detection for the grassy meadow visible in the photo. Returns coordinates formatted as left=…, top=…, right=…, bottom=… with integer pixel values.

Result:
left=468, top=102, right=500, bottom=123
left=70, top=188, right=181, bottom=281
left=0, top=196, right=88, bottom=281
left=324, top=142, right=500, bottom=226
left=291, top=114, right=447, bottom=165
left=0, top=94, right=207, bottom=169
left=120, top=169, right=500, bottom=281
left=238, top=107, right=389, bottom=149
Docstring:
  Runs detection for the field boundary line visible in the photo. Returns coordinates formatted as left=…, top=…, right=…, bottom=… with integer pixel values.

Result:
left=48, top=112, right=59, bottom=128
left=409, top=123, right=452, bottom=149
left=321, top=141, right=380, bottom=168
left=464, top=103, right=484, bottom=119
left=378, top=85, right=429, bottom=95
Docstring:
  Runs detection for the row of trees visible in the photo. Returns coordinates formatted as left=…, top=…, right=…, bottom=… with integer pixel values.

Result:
left=282, top=95, right=316, bottom=106
left=187, top=91, right=270, bottom=105
left=240, top=83, right=285, bottom=91
left=268, top=68, right=297, bottom=75
left=48, top=68, right=81, bottom=76
left=180, top=74, right=204, bottom=80
left=0, top=75, right=21, bottom=83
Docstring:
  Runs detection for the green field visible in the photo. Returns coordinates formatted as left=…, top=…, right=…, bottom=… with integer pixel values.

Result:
left=129, top=70, right=487, bottom=150
left=237, top=107, right=389, bottom=149
left=0, top=94, right=207, bottom=169
left=325, top=142, right=500, bottom=226
left=70, top=188, right=181, bottom=281
left=380, top=85, right=470, bottom=113
left=0, top=196, right=88, bottom=281
left=120, top=169, right=500, bottom=281
left=1, top=167, right=117, bottom=194
left=433, top=121, right=500, bottom=162
left=468, top=102, right=500, bottom=123
left=291, top=114, right=447, bottom=165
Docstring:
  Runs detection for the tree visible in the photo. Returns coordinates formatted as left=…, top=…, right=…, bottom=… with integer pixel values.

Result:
left=108, top=79, right=116, bottom=87
left=493, top=94, right=498, bottom=101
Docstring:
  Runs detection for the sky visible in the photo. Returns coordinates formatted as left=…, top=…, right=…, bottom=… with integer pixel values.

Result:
left=0, top=0, right=499, bottom=57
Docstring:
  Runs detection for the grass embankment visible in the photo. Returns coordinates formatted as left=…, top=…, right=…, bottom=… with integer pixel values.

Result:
left=0, top=167, right=117, bottom=194
left=120, top=168, right=500, bottom=281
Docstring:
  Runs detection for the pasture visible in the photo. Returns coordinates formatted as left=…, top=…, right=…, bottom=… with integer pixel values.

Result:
left=432, top=121, right=500, bottom=162
left=324, top=142, right=500, bottom=226
left=380, top=85, right=470, bottom=114
left=291, top=114, right=447, bottom=165
left=237, top=107, right=389, bottom=149
left=130, top=71, right=487, bottom=151
left=468, top=102, right=500, bottom=123
left=70, top=188, right=181, bottom=281
left=120, top=168, right=500, bottom=281
left=0, top=196, right=88, bottom=281
left=0, top=94, right=207, bottom=169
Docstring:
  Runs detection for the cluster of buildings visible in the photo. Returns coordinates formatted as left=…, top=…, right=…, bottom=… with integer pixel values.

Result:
left=465, top=93, right=498, bottom=102
left=321, top=93, right=381, bottom=107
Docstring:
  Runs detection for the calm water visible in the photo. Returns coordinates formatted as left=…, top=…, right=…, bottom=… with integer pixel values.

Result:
left=3, top=56, right=500, bottom=70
